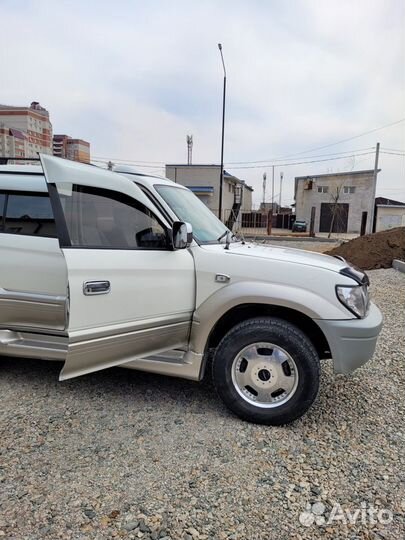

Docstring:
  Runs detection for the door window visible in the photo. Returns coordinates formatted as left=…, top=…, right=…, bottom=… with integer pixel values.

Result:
left=58, top=185, right=168, bottom=249
left=0, top=191, right=56, bottom=237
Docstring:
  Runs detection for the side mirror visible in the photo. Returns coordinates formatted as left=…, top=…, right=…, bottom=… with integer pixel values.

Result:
left=172, top=221, right=193, bottom=249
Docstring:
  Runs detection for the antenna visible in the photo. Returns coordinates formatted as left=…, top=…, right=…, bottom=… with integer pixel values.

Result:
left=187, top=134, right=193, bottom=165
left=262, top=172, right=267, bottom=206
left=279, top=171, right=283, bottom=207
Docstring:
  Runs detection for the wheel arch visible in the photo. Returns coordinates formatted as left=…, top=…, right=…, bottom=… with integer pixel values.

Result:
left=199, top=303, right=331, bottom=377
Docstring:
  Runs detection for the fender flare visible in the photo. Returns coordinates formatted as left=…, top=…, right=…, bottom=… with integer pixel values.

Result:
left=189, top=280, right=348, bottom=355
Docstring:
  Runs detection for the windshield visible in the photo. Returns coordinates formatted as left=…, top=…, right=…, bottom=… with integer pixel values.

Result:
left=155, top=184, right=229, bottom=243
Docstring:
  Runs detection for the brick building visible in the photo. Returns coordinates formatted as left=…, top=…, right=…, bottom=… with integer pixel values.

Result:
left=0, top=102, right=52, bottom=160
left=53, top=134, right=90, bottom=163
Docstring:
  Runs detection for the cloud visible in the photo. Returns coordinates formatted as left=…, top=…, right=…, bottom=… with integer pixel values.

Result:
left=1, top=0, right=404, bottom=204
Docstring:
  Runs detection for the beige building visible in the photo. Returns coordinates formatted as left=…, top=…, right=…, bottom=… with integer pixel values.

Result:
left=0, top=102, right=52, bottom=160
left=374, top=197, right=405, bottom=232
left=165, top=164, right=253, bottom=223
left=53, top=134, right=90, bottom=163
left=294, top=169, right=379, bottom=234
left=0, top=126, right=27, bottom=160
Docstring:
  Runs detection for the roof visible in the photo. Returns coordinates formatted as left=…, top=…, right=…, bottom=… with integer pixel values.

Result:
left=165, top=164, right=253, bottom=191
left=166, top=163, right=222, bottom=168
left=186, top=186, right=214, bottom=193
left=295, top=169, right=380, bottom=180
left=0, top=164, right=42, bottom=174
left=375, top=196, right=405, bottom=207
left=0, top=104, right=49, bottom=118
left=10, top=128, right=26, bottom=140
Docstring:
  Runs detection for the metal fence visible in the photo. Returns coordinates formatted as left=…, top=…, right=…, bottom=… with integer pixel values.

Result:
left=217, top=209, right=295, bottom=236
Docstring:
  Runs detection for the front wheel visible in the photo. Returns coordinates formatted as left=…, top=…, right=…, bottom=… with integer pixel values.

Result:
left=212, top=317, right=320, bottom=425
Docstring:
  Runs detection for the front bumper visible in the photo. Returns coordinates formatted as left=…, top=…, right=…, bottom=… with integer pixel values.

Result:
left=315, top=302, right=383, bottom=374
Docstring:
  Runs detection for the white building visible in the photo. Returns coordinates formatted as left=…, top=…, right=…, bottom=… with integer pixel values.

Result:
left=294, top=169, right=379, bottom=234
left=374, top=197, right=405, bottom=232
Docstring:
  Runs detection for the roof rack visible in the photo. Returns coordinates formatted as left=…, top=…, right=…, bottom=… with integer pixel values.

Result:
left=0, top=157, right=41, bottom=164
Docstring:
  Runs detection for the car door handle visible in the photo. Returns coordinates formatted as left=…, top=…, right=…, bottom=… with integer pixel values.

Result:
left=83, top=280, right=111, bottom=296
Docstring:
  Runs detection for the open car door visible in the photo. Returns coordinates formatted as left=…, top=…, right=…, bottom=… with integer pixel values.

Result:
left=40, top=155, right=195, bottom=380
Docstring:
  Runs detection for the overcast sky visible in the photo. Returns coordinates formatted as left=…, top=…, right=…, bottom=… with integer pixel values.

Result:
left=2, top=0, right=404, bottom=206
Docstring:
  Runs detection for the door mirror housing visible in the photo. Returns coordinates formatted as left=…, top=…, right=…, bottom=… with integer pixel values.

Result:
left=172, top=221, right=193, bottom=249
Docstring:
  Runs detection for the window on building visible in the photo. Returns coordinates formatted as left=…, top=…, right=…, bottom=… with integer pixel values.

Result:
left=58, top=185, right=168, bottom=249
left=0, top=191, right=56, bottom=237
left=317, top=186, right=329, bottom=193
left=343, top=186, right=356, bottom=194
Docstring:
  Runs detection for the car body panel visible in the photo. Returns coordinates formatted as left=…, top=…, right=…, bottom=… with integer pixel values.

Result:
left=59, top=247, right=195, bottom=380
left=0, top=233, right=68, bottom=331
left=317, top=302, right=383, bottom=373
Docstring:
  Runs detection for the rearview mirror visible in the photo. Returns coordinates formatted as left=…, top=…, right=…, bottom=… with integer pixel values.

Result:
left=172, top=221, right=193, bottom=249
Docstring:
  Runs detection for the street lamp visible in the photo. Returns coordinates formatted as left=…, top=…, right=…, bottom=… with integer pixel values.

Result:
left=218, top=43, right=226, bottom=221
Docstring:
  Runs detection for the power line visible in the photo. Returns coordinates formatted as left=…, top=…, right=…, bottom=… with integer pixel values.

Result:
left=227, top=151, right=375, bottom=170
left=91, top=158, right=165, bottom=169
left=226, top=118, right=405, bottom=164
left=381, top=147, right=405, bottom=153
left=380, top=151, right=405, bottom=156
left=225, top=147, right=375, bottom=165
left=92, top=156, right=165, bottom=165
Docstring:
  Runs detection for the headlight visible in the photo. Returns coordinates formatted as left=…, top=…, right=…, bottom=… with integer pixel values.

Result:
left=336, top=284, right=369, bottom=318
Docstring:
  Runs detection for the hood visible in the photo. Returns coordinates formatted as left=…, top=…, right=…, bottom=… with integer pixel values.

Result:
left=201, top=241, right=346, bottom=273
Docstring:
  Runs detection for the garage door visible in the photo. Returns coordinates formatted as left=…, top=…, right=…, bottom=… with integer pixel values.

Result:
left=319, top=203, right=349, bottom=233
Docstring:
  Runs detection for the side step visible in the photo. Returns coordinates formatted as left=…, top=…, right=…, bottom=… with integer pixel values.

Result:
left=0, top=330, right=67, bottom=361
left=123, top=349, right=204, bottom=381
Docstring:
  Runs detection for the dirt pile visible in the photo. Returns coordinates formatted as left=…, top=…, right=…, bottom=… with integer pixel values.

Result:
left=326, top=227, right=405, bottom=270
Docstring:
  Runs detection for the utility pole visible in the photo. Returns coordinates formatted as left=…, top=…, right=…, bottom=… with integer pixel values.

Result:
left=262, top=172, right=267, bottom=207
left=271, top=165, right=275, bottom=213
left=187, top=135, right=193, bottom=165
left=370, top=142, right=380, bottom=234
left=279, top=171, right=283, bottom=208
left=218, top=43, right=226, bottom=221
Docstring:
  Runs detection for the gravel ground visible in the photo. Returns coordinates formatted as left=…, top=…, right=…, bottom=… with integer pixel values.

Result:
left=1, top=269, right=404, bottom=539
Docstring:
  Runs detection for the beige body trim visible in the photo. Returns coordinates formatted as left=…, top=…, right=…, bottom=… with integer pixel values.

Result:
left=60, top=314, right=192, bottom=380
left=0, top=289, right=67, bottom=331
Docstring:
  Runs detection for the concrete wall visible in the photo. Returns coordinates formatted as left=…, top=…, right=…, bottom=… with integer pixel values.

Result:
left=376, top=206, right=405, bottom=231
left=295, top=171, right=377, bottom=234
left=241, top=188, right=253, bottom=211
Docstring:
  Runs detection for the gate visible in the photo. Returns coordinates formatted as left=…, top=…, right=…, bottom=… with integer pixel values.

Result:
left=319, top=203, right=349, bottom=233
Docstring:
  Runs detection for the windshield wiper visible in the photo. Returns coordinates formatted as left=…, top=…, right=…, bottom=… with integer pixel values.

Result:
left=217, top=230, right=229, bottom=242
left=217, top=230, right=237, bottom=250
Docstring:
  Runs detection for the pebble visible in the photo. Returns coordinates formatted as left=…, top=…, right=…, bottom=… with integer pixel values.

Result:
left=0, top=269, right=404, bottom=539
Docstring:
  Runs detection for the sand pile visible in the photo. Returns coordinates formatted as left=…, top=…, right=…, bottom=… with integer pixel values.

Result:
left=326, top=227, right=405, bottom=270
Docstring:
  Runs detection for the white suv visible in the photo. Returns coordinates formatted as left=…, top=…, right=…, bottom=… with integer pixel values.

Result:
left=0, top=156, right=383, bottom=425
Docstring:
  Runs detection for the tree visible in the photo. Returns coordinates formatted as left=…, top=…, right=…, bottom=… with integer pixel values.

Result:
left=328, top=183, right=345, bottom=238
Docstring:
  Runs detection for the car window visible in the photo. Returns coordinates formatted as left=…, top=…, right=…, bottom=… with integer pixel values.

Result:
left=155, top=185, right=228, bottom=243
left=58, top=185, right=168, bottom=249
left=0, top=191, right=57, bottom=238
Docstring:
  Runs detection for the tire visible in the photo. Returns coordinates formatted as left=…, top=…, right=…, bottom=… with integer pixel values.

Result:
left=212, top=317, right=320, bottom=425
